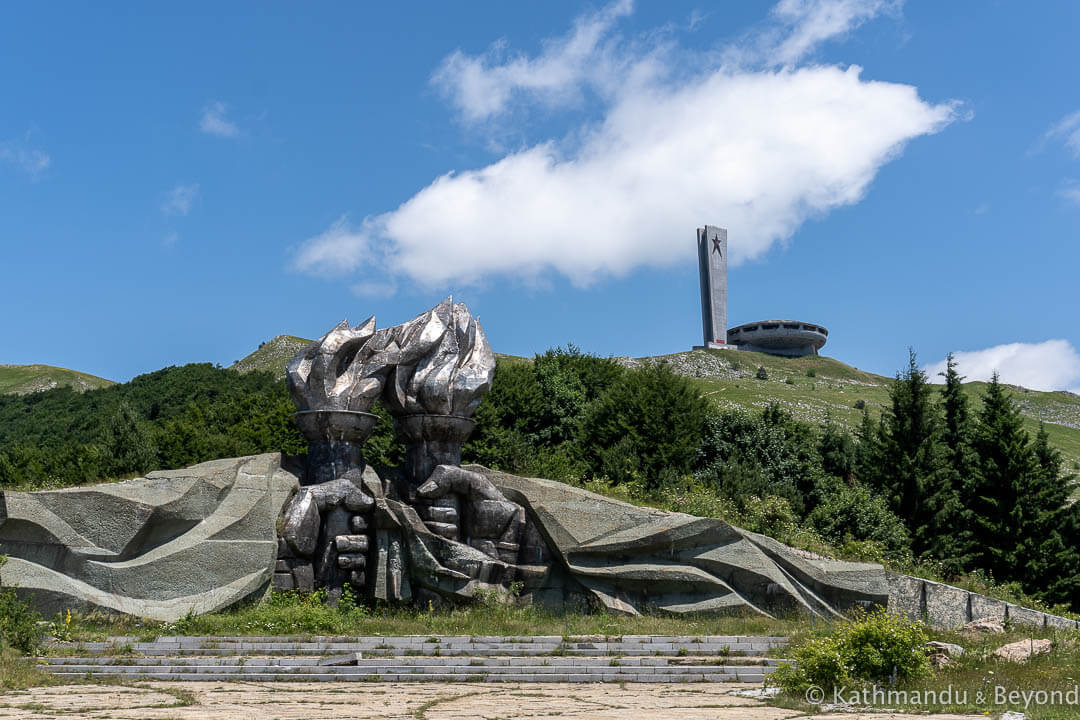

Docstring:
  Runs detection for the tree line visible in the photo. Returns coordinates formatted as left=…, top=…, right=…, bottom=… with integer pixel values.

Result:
left=1, top=348, right=1077, bottom=611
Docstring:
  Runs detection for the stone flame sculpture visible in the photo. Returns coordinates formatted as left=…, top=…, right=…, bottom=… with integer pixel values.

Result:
left=277, top=298, right=540, bottom=605
left=286, top=315, right=383, bottom=485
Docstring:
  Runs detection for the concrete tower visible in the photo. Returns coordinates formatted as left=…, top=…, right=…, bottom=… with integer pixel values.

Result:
left=697, top=225, right=727, bottom=348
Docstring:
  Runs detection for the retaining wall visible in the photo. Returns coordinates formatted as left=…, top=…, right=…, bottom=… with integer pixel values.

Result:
left=887, top=572, right=1078, bottom=630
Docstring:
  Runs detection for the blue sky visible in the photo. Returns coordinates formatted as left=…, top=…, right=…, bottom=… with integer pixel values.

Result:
left=2, top=1, right=1079, bottom=392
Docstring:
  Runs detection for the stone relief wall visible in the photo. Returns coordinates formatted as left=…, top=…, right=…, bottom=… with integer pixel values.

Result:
left=0, top=454, right=297, bottom=622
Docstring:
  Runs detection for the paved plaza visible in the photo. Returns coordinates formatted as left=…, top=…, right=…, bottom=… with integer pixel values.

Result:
left=0, top=682, right=991, bottom=720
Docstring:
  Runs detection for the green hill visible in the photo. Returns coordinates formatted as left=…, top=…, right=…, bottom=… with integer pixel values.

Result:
left=645, top=348, right=1080, bottom=473
left=230, top=335, right=312, bottom=378
left=0, top=364, right=115, bottom=395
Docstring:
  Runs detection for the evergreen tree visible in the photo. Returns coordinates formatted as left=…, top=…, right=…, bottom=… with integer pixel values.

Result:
left=853, top=407, right=884, bottom=490
left=101, top=400, right=159, bottom=477
left=932, top=353, right=975, bottom=573
left=878, top=349, right=949, bottom=559
left=966, top=373, right=1036, bottom=580
left=1014, top=425, right=1080, bottom=606
left=819, top=417, right=856, bottom=482
left=578, top=361, right=708, bottom=488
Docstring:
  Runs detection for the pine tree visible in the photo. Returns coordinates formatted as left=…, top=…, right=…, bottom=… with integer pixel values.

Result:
left=853, top=407, right=883, bottom=490
left=1015, top=425, right=1080, bottom=606
left=967, top=373, right=1035, bottom=580
left=879, top=349, right=949, bottom=559
left=934, top=353, right=976, bottom=573
left=819, top=417, right=856, bottom=482
left=101, top=401, right=159, bottom=477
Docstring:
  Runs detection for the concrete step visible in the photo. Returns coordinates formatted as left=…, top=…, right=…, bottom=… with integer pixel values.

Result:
left=66, top=634, right=787, bottom=644
left=46, top=635, right=786, bottom=658
left=42, top=663, right=772, bottom=674
left=45, top=671, right=762, bottom=683
left=42, top=663, right=774, bottom=683
left=41, top=656, right=782, bottom=668
left=39, top=634, right=788, bottom=683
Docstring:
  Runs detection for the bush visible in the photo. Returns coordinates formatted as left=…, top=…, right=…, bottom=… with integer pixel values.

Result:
left=770, top=607, right=930, bottom=694
left=577, top=362, right=708, bottom=489
left=696, top=405, right=827, bottom=515
left=755, top=366, right=769, bottom=380
left=0, top=558, right=42, bottom=655
left=465, top=349, right=622, bottom=481
left=806, top=369, right=816, bottom=378
left=853, top=399, right=866, bottom=410
left=808, top=481, right=912, bottom=563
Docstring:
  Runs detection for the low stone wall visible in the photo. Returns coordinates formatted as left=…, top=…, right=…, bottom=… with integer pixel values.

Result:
left=887, top=572, right=1078, bottom=630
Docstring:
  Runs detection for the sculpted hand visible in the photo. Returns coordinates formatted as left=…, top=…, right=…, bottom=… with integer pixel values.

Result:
left=281, top=471, right=374, bottom=590
left=417, top=465, right=524, bottom=562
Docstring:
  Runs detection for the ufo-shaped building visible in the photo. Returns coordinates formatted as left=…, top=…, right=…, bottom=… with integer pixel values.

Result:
left=726, top=320, right=828, bottom=357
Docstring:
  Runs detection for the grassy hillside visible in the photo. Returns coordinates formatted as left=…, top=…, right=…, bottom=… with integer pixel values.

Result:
left=644, top=348, right=1080, bottom=473
left=230, top=335, right=311, bottom=378
left=0, top=364, right=114, bottom=395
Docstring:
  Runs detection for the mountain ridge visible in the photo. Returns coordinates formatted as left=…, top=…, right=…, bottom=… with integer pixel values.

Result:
left=0, top=364, right=115, bottom=395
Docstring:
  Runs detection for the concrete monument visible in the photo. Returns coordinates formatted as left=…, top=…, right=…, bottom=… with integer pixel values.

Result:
left=9, top=299, right=1066, bottom=629
left=696, top=225, right=728, bottom=348
left=0, top=299, right=884, bottom=620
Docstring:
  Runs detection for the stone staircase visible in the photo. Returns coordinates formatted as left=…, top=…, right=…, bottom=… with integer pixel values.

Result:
left=40, top=634, right=787, bottom=683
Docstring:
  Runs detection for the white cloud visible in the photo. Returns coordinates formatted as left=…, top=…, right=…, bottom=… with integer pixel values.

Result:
left=432, top=0, right=634, bottom=123
left=200, top=101, right=239, bottom=138
left=926, top=340, right=1080, bottom=394
left=768, top=0, right=900, bottom=66
left=294, top=216, right=373, bottom=278
left=162, top=231, right=179, bottom=248
left=295, top=0, right=956, bottom=290
left=0, top=132, right=51, bottom=179
left=162, top=183, right=200, bottom=216
left=1047, top=110, right=1080, bottom=158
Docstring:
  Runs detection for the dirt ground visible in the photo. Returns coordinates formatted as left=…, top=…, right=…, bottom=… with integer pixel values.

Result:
left=0, top=682, right=991, bottom=720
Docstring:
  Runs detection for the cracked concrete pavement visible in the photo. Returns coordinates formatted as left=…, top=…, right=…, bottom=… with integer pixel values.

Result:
left=0, top=682, right=991, bottom=720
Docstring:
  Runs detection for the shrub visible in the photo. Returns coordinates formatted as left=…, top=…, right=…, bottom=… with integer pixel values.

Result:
left=696, top=405, right=827, bottom=515
left=770, top=607, right=930, bottom=695
left=577, top=362, right=708, bottom=489
left=853, top=399, right=866, bottom=410
left=808, top=481, right=912, bottom=563
left=806, top=369, right=816, bottom=378
left=0, top=557, right=42, bottom=655
left=755, top=366, right=769, bottom=380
